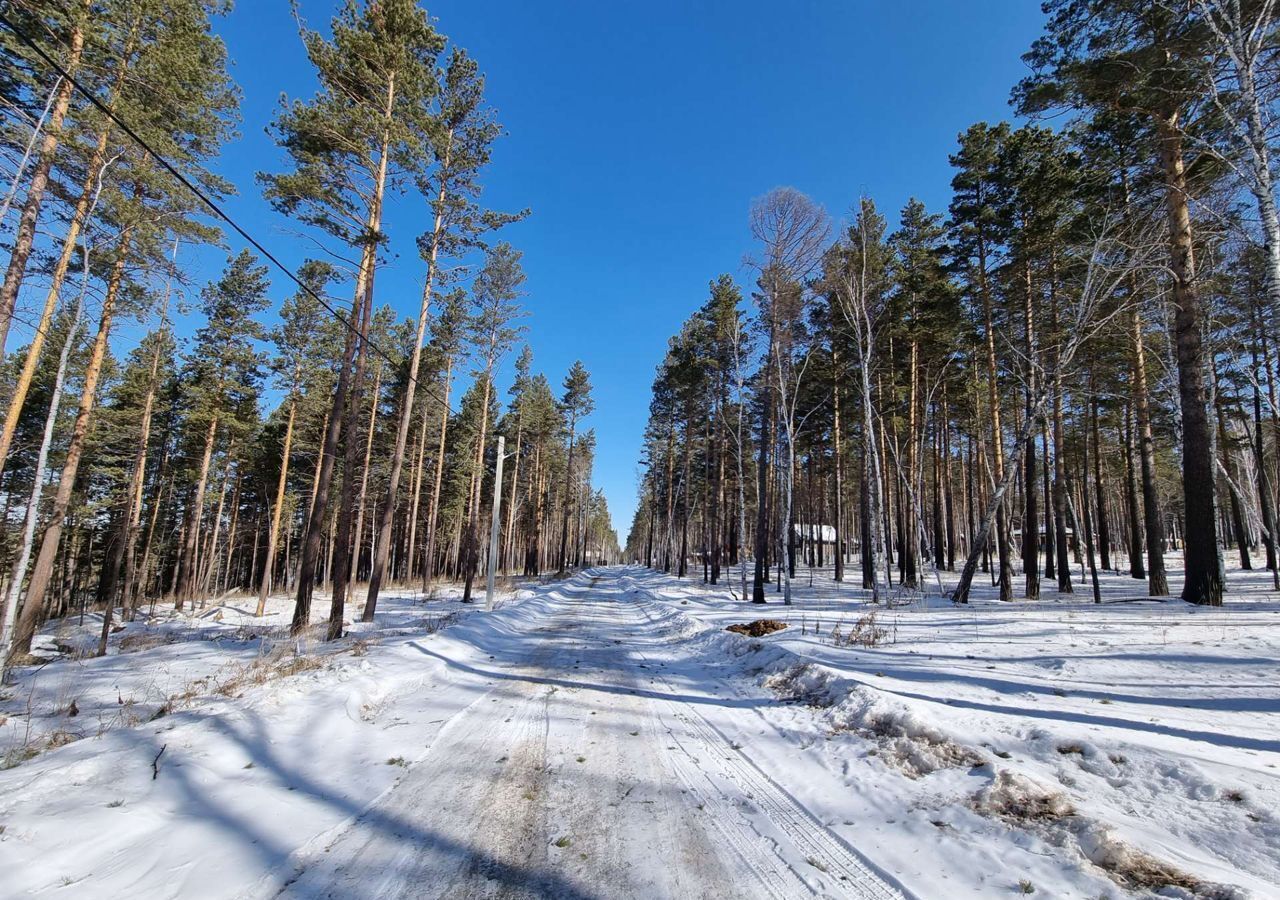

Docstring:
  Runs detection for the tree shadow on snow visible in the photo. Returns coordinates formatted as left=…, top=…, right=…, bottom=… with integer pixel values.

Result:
left=117, top=710, right=602, bottom=900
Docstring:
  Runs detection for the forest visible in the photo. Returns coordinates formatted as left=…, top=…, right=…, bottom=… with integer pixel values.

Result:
left=0, top=3, right=1278, bottom=898
left=627, top=1, right=1280, bottom=613
left=0, top=0, right=618, bottom=668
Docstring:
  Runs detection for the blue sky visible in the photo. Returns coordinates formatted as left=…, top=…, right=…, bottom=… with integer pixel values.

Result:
left=188, top=1, right=1048, bottom=543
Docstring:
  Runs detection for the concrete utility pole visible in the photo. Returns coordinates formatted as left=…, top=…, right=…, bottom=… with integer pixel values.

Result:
left=485, top=435, right=505, bottom=610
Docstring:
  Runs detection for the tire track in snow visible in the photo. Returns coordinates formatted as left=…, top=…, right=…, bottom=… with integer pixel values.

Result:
left=276, top=570, right=908, bottom=899
left=274, top=621, right=567, bottom=898
left=625, top=585, right=909, bottom=899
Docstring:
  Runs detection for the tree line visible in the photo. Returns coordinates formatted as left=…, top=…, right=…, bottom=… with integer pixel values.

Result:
left=0, top=0, right=618, bottom=668
left=626, top=0, right=1280, bottom=609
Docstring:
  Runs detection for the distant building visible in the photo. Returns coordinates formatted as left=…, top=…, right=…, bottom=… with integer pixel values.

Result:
left=792, top=523, right=837, bottom=546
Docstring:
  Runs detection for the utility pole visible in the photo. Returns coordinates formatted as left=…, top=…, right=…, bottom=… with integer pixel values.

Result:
left=485, top=435, right=506, bottom=610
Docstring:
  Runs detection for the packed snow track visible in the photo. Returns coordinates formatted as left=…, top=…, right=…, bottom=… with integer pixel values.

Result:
left=278, top=570, right=905, bottom=899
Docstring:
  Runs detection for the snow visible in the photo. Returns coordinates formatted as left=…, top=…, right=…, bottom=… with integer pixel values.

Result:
left=626, top=555, right=1280, bottom=898
left=0, top=560, right=1276, bottom=898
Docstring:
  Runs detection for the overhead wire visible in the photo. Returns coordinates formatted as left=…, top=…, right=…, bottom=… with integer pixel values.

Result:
left=0, top=11, right=461, bottom=418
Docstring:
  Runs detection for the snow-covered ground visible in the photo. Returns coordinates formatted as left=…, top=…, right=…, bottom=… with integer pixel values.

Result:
left=626, top=555, right=1280, bottom=898
left=0, top=561, right=1275, bottom=898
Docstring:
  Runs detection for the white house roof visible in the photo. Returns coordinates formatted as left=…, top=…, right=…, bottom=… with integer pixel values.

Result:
left=792, top=524, right=837, bottom=542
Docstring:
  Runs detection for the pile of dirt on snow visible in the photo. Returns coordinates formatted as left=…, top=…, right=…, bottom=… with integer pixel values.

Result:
left=726, top=619, right=787, bottom=637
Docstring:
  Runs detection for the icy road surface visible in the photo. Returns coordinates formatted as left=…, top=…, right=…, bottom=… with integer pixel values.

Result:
left=279, top=573, right=904, bottom=899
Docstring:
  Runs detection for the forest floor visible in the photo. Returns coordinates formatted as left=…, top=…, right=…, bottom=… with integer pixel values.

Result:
left=0, top=561, right=1276, bottom=899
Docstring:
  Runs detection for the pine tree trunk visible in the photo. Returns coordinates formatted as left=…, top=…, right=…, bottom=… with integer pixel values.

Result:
left=1122, top=400, right=1146, bottom=578
left=293, top=69, right=396, bottom=633
left=678, top=411, right=692, bottom=578
left=223, top=479, right=243, bottom=595
left=752, top=366, right=772, bottom=603
left=461, top=375, right=494, bottom=602
left=526, top=444, right=544, bottom=576
left=176, top=413, right=219, bottom=610
left=0, top=111, right=122, bottom=483
left=1079, top=441, right=1102, bottom=604
left=118, top=253, right=176, bottom=620
left=1156, top=116, right=1222, bottom=605
left=1211, top=364, right=1253, bottom=571
left=9, top=247, right=127, bottom=658
left=327, top=273, right=374, bottom=639
left=931, top=415, right=944, bottom=574
left=979, top=248, right=1013, bottom=601
left=365, top=131, right=451, bottom=616
left=1090, top=390, right=1112, bottom=571
left=405, top=404, right=428, bottom=582
left=199, top=458, right=234, bottom=601
left=423, top=358, right=453, bottom=590
left=257, top=395, right=296, bottom=615
left=557, top=412, right=579, bottom=574
left=1, top=259, right=86, bottom=667
left=942, top=390, right=957, bottom=570
left=953, top=392, right=1049, bottom=604
left=904, top=338, right=920, bottom=589
left=1022, top=263, right=1040, bottom=598
left=352, top=361, right=383, bottom=585
left=199, top=454, right=230, bottom=600
left=0, top=4, right=87, bottom=357
left=1052, top=381, right=1072, bottom=593
left=1042, top=423, right=1056, bottom=580
left=98, top=327, right=168, bottom=649
left=1050, top=277, right=1073, bottom=594
left=502, top=411, right=524, bottom=574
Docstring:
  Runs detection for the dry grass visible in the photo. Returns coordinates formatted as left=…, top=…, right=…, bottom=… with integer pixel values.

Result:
left=972, top=771, right=1077, bottom=825
left=726, top=619, right=788, bottom=637
left=1, top=728, right=82, bottom=770
left=420, top=611, right=462, bottom=634
left=211, top=650, right=325, bottom=699
left=831, top=611, right=888, bottom=648
left=118, top=631, right=183, bottom=654
left=972, top=772, right=1238, bottom=898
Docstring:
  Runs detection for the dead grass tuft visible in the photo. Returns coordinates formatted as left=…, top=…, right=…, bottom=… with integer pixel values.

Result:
left=213, top=651, right=324, bottom=697
left=973, top=772, right=1242, bottom=899
left=726, top=619, right=788, bottom=637
left=831, top=611, right=888, bottom=648
left=118, top=631, right=183, bottom=654
left=1103, top=850, right=1205, bottom=894
left=420, top=611, right=462, bottom=634
left=972, top=771, right=1076, bottom=825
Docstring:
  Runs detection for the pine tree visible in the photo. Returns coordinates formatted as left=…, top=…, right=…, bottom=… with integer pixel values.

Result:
left=260, top=0, right=442, bottom=633
left=173, top=250, right=269, bottom=610
left=0, top=0, right=91, bottom=357
left=421, top=289, right=468, bottom=588
left=459, top=243, right=526, bottom=601
left=6, top=0, right=238, bottom=659
left=364, top=44, right=523, bottom=618
left=949, top=122, right=1015, bottom=602
left=557, top=361, right=594, bottom=574
left=256, top=260, right=339, bottom=615
left=1017, top=0, right=1225, bottom=603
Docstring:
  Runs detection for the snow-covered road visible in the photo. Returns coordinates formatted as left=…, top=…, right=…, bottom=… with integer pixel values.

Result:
left=6, top=564, right=1273, bottom=898
left=280, top=572, right=903, bottom=899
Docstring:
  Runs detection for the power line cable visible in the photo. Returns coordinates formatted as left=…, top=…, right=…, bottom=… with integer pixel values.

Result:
left=0, top=11, right=459, bottom=415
